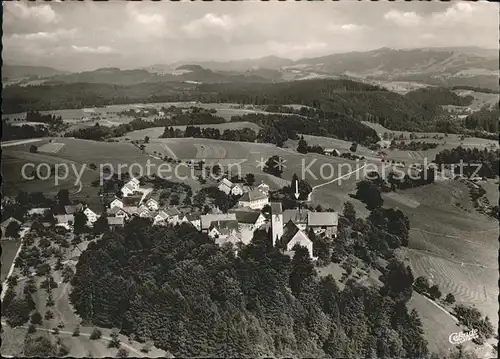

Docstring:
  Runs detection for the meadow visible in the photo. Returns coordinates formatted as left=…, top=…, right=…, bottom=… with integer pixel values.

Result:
left=1, top=240, right=21, bottom=282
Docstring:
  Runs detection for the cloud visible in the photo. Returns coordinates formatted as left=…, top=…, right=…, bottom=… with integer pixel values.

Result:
left=9, top=29, right=77, bottom=42
left=71, top=45, right=115, bottom=54
left=125, top=3, right=168, bottom=38
left=327, top=23, right=365, bottom=32
left=182, top=13, right=236, bottom=40
left=6, top=2, right=57, bottom=24
left=384, top=10, right=422, bottom=27
left=431, top=2, right=476, bottom=24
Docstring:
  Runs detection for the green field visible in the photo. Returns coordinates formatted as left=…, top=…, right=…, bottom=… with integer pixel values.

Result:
left=1, top=240, right=21, bottom=282
left=120, top=121, right=262, bottom=141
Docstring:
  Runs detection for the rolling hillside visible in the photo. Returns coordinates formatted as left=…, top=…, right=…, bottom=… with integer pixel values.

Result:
left=2, top=65, right=68, bottom=80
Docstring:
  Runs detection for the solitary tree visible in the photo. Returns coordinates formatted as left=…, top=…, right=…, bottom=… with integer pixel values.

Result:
left=297, top=136, right=308, bottom=154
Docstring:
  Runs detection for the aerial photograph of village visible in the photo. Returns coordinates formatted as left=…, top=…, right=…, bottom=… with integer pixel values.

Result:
left=1, top=1, right=499, bottom=358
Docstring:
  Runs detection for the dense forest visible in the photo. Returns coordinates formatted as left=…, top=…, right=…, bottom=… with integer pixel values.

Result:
left=434, top=146, right=499, bottom=178
left=3, top=80, right=494, bottom=138
left=66, top=111, right=225, bottom=141
left=69, top=209, right=429, bottom=358
left=231, top=113, right=379, bottom=145
left=162, top=125, right=258, bottom=143
left=463, top=103, right=499, bottom=133
left=2, top=111, right=66, bottom=141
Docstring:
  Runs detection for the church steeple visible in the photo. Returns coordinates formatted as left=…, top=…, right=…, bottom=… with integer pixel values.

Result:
left=270, top=202, right=283, bottom=246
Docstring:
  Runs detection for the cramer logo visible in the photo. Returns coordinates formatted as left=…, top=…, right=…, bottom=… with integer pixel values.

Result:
left=448, top=329, right=479, bottom=345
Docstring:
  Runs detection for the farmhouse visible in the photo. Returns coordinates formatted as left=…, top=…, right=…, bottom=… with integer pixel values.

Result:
left=122, top=196, right=142, bottom=215
left=107, top=216, right=125, bottom=230
left=234, top=210, right=266, bottom=230
left=121, top=177, right=140, bottom=197
left=1, top=217, right=22, bottom=238
left=307, top=212, right=338, bottom=238
left=145, top=198, right=159, bottom=211
left=108, top=206, right=130, bottom=219
left=137, top=205, right=153, bottom=218
left=200, top=213, right=237, bottom=232
left=153, top=211, right=170, bottom=225
left=83, top=207, right=99, bottom=226
left=234, top=210, right=266, bottom=244
left=218, top=178, right=244, bottom=196
left=179, top=213, right=201, bottom=230
left=238, top=189, right=269, bottom=209
left=257, top=182, right=270, bottom=194
left=324, top=148, right=340, bottom=156
left=109, top=198, right=124, bottom=209
left=208, top=219, right=240, bottom=240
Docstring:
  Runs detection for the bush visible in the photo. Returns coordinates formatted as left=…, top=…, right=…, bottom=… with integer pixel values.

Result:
left=116, top=347, right=129, bottom=357
left=58, top=344, right=70, bottom=356
left=31, top=312, right=43, bottom=325
left=90, top=327, right=102, bottom=340
left=108, top=331, right=121, bottom=348
left=73, top=326, right=80, bottom=336
left=413, top=276, right=430, bottom=294
left=444, top=293, right=456, bottom=304
left=428, top=285, right=442, bottom=300
left=52, top=327, right=59, bottom=335
left=28, top=324, right=37, bottom=334
left=44, top=310, right=54, bottom=320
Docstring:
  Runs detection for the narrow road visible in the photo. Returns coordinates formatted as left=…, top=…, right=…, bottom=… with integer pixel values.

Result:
left=307, top=164, right=368, bottom=202
left=0, top=321, right=145, bottom=357
left=1, top=139, right=43, bottom=148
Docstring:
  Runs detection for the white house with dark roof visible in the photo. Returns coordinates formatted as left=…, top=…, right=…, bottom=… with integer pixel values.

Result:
left=257, top=182, right=270, bottom=194
left=83, top=207, right=99, bottom=226
left=121, top=177, right=140, bottom=197
left=218, top=178, right=244, bottom=196
left=200, top=213, right=237, bottom=232
left=234, top=210, right=266, bottom=231
left=208, top=219, right=239, bottom=240
left=137, top=205, right=153, bottom=218
left=109, top=198, right=124, bottom=209
left=145, top=198, right=159, bottom=211
left=108, top=206, right=130, bottom=219
left=153, top=210, right=170, bottom=225
left=238, top=189, right=269, bottom=209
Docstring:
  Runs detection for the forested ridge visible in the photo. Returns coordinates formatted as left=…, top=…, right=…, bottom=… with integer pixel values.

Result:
left=70, top=216, right=428, bottom=358
left=3, top=79, right=489, bottom=136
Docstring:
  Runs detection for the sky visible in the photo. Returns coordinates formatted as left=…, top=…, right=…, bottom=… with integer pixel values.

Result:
left=2, top=0, right=498, bottom=72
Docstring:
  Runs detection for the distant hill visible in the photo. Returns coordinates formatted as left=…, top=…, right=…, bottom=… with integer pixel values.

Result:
left=2, top=65, right=68, bottom=80
left=166, top=47, right=499, bottom=90
left=48, top=67, right=172, bottom=85
left=44, top=65, right=278, bottom=85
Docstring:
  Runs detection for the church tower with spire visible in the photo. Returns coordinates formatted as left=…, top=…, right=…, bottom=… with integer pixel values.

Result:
left=270, top=202, right=283, bottom=246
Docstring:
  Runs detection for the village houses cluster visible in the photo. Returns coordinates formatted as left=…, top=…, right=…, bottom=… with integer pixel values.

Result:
left=2, top=175, right=339, bottom=260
